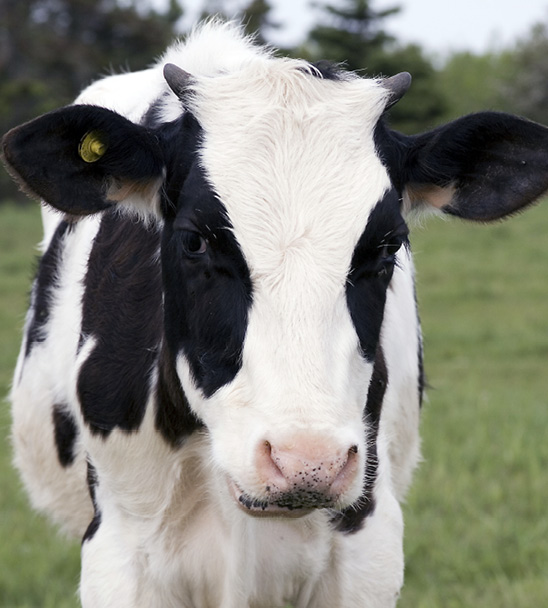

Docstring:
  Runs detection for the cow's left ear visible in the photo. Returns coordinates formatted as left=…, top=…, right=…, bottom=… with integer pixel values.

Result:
left=2, top=105, right=164, bottom=216
left=395, top=112, right=548, bottom=221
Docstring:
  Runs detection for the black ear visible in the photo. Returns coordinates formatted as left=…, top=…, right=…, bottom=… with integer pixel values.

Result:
left=398, top=112, right=548, bottom=221
left=2, top=105, right=164, bottom=215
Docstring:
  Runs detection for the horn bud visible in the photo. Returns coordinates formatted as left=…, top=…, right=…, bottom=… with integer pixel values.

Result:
left=383, top=72, right=412, bottom=109
left=163, top=63, right=194, bottom=99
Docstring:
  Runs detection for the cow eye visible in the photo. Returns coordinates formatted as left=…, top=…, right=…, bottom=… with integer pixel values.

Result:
left=378, top=241, right=402, bottom=259
left=180, top=230, right=207, bottom=256
left=375, top=239, right=404, bottom=278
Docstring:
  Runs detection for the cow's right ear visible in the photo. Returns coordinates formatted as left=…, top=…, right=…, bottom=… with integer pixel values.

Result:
left=1, top=105, right=164, bottom=216
left=393, top=112, right=548, bottom=222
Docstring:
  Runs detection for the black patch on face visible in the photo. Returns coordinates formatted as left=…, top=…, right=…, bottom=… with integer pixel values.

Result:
left=155, top=345, right=203, bottom=447
left=52, top=404, right=78, bottom=467
left=25, top=219, right=72, bottom=357
left=75, top=112, right=232, bottom=442
left=346, top=188, right=408, bottom=362
left=82, top=461, right=101, bottom=543
left=78, top=210, right=163, bottom=436
left=332, top=346, right=387, bottom=533
left=160, top=116, right=253, bottom=398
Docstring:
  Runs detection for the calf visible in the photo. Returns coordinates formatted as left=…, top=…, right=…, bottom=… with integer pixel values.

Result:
left=3, top=21, right=548, bottom=608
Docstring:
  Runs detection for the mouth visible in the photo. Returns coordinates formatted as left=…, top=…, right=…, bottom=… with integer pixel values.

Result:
left=227, top=478, right=334, bottom=519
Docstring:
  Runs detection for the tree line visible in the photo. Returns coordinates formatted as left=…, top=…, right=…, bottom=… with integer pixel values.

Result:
left=1, top=0, right=546, bottom=201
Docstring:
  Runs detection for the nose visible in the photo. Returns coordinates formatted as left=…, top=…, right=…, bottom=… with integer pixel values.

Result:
left=255, top=433, right=360, bottom=507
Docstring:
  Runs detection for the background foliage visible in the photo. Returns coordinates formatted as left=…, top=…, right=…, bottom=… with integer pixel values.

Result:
left=4, top=0, right=548, bottom=203
left=1, top=0, right=547, bottom=606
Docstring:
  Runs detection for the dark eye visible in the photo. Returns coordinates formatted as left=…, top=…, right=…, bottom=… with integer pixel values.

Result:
left=375, top=240, right=404, bottom=277
left=378, top=241, right=402, bottom=259
left=180, top=230, right=207, bottom=257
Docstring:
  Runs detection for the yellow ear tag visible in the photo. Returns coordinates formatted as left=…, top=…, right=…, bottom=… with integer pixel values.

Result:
left=78, top=130, right=108, bottom=163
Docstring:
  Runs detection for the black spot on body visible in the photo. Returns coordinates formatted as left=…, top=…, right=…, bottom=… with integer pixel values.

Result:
left=83, top=461, right=101, bottom=543
left=83, top=512, right=101, bottom=543
left=25, top=219, right=73, bottom=357
left=417, top=325, right=425, bottom=408
left=78, top=211, right=162, bottom=436
left=52, top=404, right=78, bottom=467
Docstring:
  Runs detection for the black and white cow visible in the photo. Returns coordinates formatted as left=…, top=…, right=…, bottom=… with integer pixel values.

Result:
left=3, top=22, right=548, bottom=608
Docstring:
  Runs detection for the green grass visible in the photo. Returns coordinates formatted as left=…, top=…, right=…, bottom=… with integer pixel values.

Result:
left=400, top=204, right=548, bottom=607
left=0, top=201, right=547, bottom=606
left=0, top=204, right=80, bottom=608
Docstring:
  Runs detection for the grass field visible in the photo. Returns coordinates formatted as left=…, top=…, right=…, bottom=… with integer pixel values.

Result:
left=0, top=201, right=547, bottom=607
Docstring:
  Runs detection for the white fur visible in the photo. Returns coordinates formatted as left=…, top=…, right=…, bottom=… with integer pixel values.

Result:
left=11, top=22, right=421, bottom=607
left=11, top=215, right=102, bottom=536
left=380, top=247, right=422, bottom=500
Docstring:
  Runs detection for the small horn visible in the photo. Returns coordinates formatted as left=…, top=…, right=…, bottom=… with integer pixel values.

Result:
left=163, top=63, right=193, bottom=99
left=383, top=72, right=412, bottom=109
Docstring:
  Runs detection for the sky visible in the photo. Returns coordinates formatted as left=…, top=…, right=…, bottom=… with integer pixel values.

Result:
left=264, top=0, right=548, bottom=56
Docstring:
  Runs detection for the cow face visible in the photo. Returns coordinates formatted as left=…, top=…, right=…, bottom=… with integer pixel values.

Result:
left=157, top=63, right=406, bottom=516
left=4, top=51, right=548, bottom=521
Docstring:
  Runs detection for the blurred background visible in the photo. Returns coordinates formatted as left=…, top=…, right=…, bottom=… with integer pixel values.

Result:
left=1, top=1, right=547, bottom=607
left=0, top=0, right=548, bottom=201
left=3, top=0, right=548, bottom=201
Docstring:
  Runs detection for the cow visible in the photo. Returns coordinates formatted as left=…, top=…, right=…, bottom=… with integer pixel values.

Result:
left=2, top=21, right=548, bottom=608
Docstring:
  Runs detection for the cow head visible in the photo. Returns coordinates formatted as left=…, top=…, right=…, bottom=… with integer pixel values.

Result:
left=3, top=54, right=548, bottom=520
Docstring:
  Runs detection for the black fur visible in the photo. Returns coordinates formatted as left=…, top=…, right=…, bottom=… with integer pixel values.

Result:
left=345, top=188, right=408, bottom=362
left=82, top=461, right=101, bottom=543
left=2, top=105, right=164, bottom=214
left=333, top=347, right=388, bottom=533
left=76, top=112, right=251, bottom=437
left=25, top=220, right=72, bottom=357
left=160, top=116, right=253, bottom=398
left=52, top=403, right=78, bottom=467
left=155, top=345, right=203, bottom=447
left=375, top=113, right=548, bottom=219
left=417, top=327, right=425, bottom=408
left=309, top=61, right=344, bottom=81
left=78, top=211, right=163, bottom=436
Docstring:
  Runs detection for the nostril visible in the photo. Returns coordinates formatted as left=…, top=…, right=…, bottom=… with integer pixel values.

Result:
left=331, top=444, right=360, bottom=496
left=256, top=439, right=287, bottom=491
left=255, top=437, right=361, bottom=501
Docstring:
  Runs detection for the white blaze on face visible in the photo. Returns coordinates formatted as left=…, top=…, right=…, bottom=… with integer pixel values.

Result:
left=179, top=58, right=393, bottom=504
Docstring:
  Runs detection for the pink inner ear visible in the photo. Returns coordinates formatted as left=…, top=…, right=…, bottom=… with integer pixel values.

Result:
left=106, top=176, right=162, bottom=203
left=405, top=182, right=457, bottom=211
